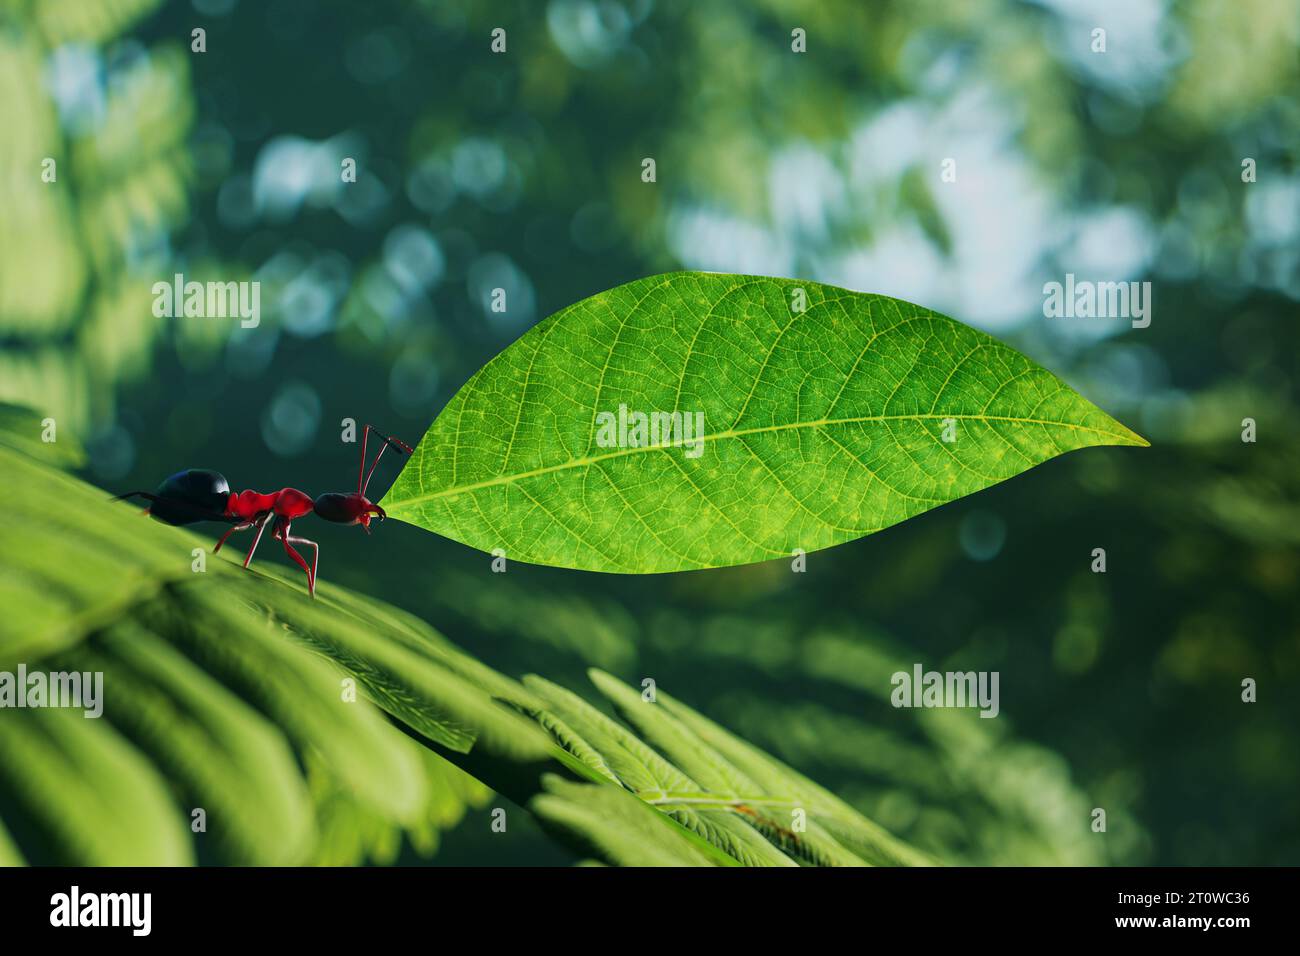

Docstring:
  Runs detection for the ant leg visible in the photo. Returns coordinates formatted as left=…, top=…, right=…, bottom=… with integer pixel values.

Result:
left=214, top=522, right=252, bottom=553
left=243, top=513, right=272, bottom=569
left=277, top=521, right=315, bottom=597
left=285, top=533, right=319, bottom=596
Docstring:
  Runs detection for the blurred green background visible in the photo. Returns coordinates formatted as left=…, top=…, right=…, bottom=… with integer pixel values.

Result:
left=1, top=0, right=1297, bottom=865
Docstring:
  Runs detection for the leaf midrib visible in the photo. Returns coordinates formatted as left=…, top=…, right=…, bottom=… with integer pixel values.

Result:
left=388, top=411, right=1144, bottom=509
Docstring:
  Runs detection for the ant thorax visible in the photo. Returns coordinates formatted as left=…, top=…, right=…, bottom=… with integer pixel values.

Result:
left=228, top=488, right=313, bottom=522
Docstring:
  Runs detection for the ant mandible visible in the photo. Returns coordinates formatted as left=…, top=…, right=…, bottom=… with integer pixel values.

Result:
left=113, top=424, right=413, bottom=597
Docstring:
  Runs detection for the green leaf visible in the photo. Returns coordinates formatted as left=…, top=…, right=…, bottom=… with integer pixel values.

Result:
left=640, top=677, right=938, bottom=867
left=0, top=706, right=192, bottom=866
left=157, top=588, right=429, bottom=825
left=523, top=676, right=798, bottom=866
left=68, top=623, right=317, bottom=865
left=0, top=817, right=23, bottom=866
left=590, top=669, right=910, bottom=866
left=383, top=272, right=1146, bottom=573
left=0, top=402, right=85, bottom=468
left=529, top=775, right=740, bottom=867
left=507, top=683, right=623, bottom=786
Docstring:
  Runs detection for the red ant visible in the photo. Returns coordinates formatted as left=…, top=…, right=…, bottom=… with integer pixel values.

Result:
left=113, top=424, right=413, bottom=597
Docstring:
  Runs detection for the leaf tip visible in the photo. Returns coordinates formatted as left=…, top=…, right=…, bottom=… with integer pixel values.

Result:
left=1114, top=420, right=1151, bottom=448
left=1087, top=405, right=1148, bottom=449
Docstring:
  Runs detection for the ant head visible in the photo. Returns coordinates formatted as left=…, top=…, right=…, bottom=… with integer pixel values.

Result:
left=314, top=492, right=386, bottom=530
left=317, top=425, right=410, bottom=531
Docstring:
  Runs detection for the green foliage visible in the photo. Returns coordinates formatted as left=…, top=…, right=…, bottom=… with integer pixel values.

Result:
left=0, top=412, right=489, bottom=864
left=0, top=402, right=84, bottom=467
left=2, top=0, right=1292, bottom=867
left=522, top=674, right=800, bottom=866
left=530, top=775, right=740, bottom=868
left=428, top=565, right=1147, bottom=866
left=0, top=705, right=191, bottom=865
left=590, top=669, right=932, bottom=866
left=384, top=272, right=1145, bottom=572
left=0, top=408, right=931, bottom=866
left=0, top=0, right=195, bottom=432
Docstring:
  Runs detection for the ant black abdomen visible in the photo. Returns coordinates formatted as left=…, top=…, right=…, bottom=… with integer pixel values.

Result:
left=150, top=469, right=232, bottom=525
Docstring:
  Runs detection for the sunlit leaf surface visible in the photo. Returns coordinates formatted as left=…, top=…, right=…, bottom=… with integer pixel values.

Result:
left=384, top=272, right=1146, bottom=572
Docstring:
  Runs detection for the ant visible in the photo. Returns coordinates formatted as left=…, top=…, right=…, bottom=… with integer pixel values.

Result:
left=113, top=424, right=413, bottom=597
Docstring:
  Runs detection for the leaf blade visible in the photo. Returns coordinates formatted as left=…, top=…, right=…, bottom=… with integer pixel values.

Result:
left=385, top=272, right=1145, bottom=572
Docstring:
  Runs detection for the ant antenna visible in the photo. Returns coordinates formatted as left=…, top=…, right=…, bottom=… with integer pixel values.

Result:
left=358, top=424, right=413, bottom=497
